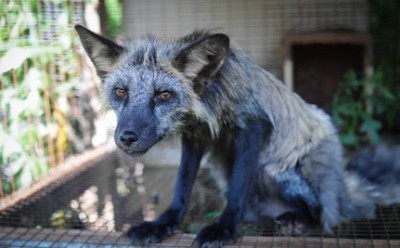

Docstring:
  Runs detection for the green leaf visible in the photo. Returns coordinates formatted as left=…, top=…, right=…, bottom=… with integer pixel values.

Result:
left=186, top=222, right=204, bottom=234
left=203, top=211, right=222, bottom=222
left=239, top=224, right=258, bottom=236
left=360, top=119, right=382, bottom=133
left=341, top=132, right=357, bottom=146
left=370, top=130, right=381, bottom=146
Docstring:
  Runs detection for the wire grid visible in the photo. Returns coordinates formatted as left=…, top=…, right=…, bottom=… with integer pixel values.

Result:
left=1, top=1, right=398, bottom=247
left=0, top=0, right=103, bottom=196
left=122, top=0, right=369, bottom=78
left=1, top=0, right=369, bottom=196
left=0, top=151, right=399, bottom=248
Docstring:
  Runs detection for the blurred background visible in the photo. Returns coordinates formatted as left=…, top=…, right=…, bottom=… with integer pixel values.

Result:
left=0, top=0, right=399, bottom=241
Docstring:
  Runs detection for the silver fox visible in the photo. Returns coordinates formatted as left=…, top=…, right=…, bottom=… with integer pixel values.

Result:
left=75, top=25, right=400, bottom=247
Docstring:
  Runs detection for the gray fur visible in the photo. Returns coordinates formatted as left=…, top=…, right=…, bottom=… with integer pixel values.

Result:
left=75, top=25, right=400, bottom=236
left=345, top=145, right=400, bottom=211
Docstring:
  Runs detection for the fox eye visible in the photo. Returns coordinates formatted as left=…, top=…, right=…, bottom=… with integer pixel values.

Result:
left=115, top=88, right=127, bottom=98
left=157, top=91, right=173, bottom=101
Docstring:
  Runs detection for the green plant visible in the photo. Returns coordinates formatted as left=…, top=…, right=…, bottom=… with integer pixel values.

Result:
left=185, top=210, right=258, bottom=236
left=0, top=0, right=83, bottom=194
left=369, top=0, right=400, bottom=132
left=332, top=70, right=397, bottom=150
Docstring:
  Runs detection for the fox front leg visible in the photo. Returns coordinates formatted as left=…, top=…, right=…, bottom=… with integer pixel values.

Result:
left=126, top=135, right=204, bottom=245
left=194, top=119, right=272, bottom=247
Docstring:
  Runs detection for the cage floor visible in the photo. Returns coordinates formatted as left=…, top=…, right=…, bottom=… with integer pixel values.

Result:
left=0, top=150, right=400, bottom=248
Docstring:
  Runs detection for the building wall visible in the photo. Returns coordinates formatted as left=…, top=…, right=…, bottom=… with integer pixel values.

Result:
left=121, top=0, right=368, bottom=79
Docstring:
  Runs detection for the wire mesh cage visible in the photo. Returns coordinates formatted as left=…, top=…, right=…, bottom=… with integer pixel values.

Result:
left=1, top=0, right=400, bottom=247
left=121, top=0, right=369, bottom=78
left=0, top=0, right=105, bottom=197
left=0, top=149, right=400, bottom=247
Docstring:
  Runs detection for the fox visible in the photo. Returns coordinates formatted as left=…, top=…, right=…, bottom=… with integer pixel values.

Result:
left=75, top=25, right=400, bottom=247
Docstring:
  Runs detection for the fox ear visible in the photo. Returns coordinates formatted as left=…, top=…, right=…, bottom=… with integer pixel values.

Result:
left=172, top=34, right=229, bottom=93
left=75, top=25, right=123, bottom=79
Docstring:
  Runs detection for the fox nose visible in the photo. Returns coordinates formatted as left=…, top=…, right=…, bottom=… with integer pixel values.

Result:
left=119, top=130, right=139, bottom=146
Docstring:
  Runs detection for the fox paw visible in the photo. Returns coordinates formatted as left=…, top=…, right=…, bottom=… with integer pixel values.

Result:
left=193, top=222, right=236, bottom=248
left=126, top=221, right=177, bottom=245
left=274, top=212, right=308, bottom=236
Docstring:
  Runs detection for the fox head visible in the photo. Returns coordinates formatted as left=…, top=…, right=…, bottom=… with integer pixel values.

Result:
left=75, top=25, right=229, bottom=156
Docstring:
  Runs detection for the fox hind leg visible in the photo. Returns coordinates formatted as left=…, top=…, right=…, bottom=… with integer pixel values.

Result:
left=270, top=167, right=321, bottom=235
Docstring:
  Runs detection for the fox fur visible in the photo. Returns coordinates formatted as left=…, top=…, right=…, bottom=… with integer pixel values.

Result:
left=75, top=25, right=400, bottom=246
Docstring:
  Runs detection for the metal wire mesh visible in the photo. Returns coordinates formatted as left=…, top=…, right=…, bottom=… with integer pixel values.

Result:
left=122, top=0, right=368, bottom=78
left=0, top=150, right=399, bottom=247
left=1, top=0, right=370, bottom=196
left=1, top=1, right=399, bottom=247
left=0, top=0, right=105, bottom=196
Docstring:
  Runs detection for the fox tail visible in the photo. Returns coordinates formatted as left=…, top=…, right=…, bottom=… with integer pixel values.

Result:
left=343, top=144, right=400, bottom=220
